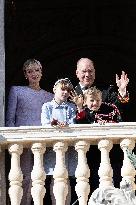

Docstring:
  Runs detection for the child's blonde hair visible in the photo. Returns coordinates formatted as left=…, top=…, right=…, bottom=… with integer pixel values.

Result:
left=53, top=78, right=73, bottom=93
left=84, top=86, right=102, bottom=101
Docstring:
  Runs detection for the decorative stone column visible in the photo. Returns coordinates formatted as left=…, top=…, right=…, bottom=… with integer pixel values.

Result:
left=31, top=143, right=46, bottom=205
left=75, top=141, right=90, bottom=205
left=120, top=139, right=135, bottom=189
left=53, top=142, right=68, bottom=205
left=98, top=139, right=113, bottom=187
left=8, top=144, right=23, bottom=205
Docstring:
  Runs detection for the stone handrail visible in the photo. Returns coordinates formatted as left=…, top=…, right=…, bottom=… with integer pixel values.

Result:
left=0, top=122, right=136, bottom=143
left=0, top=122, right=135, bottom=205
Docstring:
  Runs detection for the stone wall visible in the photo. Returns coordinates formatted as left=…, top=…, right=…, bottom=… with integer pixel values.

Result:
left=0, top=0, right=5, bottom=127
left=0, top=0, right=6, bottom=204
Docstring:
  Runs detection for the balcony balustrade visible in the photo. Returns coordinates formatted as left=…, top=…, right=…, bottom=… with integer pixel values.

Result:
left=0, top=122, right=135, bottom=205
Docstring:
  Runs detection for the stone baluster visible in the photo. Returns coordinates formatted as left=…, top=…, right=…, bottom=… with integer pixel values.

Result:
left=98, top=139, right=113, bottom=187
left=75, top=141, right=90, bottom=205
left=0, top=146, right=7, bottom=205
left=31, top=143, right=46, bottom=205
left=53, top=142, right=68, bottom=205
left=8, top=144, right=23, bottom=205
left=120, top=139, right=135, bottom=189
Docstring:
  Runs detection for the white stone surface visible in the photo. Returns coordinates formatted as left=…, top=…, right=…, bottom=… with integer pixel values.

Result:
left=8, top=144, right=23, bottom=205
left=0, top=123, right=135, bottom=204
left=88, top=179, right=136, bottom=205
left=31, top=143, right=46, bottom=205
left=53, top=142, right=68, bottom=205
left=0, top=122, right=136, bottom=143
left=98, top=139, right=113, bottom=187
left=75, top=141, right=90, bottom=205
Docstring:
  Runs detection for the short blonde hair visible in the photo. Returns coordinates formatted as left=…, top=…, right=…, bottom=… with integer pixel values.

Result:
left=84, top=87, right=102, bottom=101
left=23, top=59, right=42, bottom=72
left=53, top=78, right=73, bottom=92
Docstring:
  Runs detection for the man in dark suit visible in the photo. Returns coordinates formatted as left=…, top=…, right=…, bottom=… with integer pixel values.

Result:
left=75, top=57, right=129, bottom=109
left=73, top=58, right=130, bottom=197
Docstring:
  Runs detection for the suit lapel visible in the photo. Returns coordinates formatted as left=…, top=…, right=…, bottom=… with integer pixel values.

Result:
left=75, top=84, right=83, bottom=95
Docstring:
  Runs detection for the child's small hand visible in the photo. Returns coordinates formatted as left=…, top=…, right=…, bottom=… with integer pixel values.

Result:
left=97, top=120, right=107, bottom=125
left=57, top=122, right=68, bottom=128
left=69, top=90, right=84, bottom=109
left=51, top=119, right=68, bottom=128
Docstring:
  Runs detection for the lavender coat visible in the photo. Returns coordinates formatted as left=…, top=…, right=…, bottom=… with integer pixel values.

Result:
left=6, top=86, right=53, bottom=127
left=5, top=86, right=54, bottom=205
